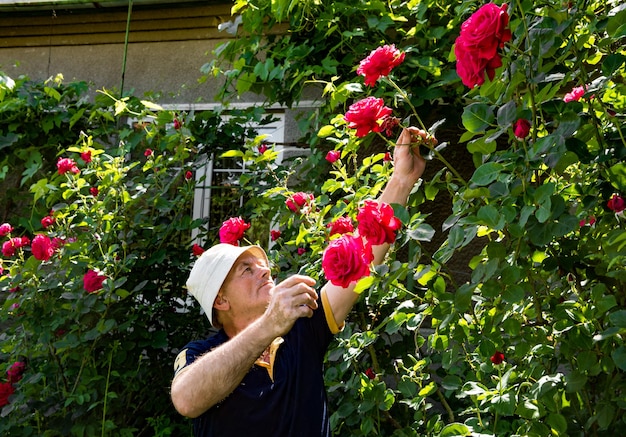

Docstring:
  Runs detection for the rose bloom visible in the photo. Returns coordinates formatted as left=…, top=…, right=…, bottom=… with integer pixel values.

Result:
left=258, top=144, right=269, bottom=154
left=344, top=97, right=393, bottom=138
left=357, top=44, right=406, bottom=87
left=90, top=186, right=99, bottom=196
left=513, top=118, right=531, bottom=139
left=57, top=157, right=80, bottom=175
left=0, top=382, right=15, bottom=408
left=270, top=229, right=281, bottom=241
left=325, top=150, right=341, bottom=163
left=2, top=236, right=29, bottom=257
left=297, top=247, right=306, bottom=256
left=579, top=216, right=596, bottom=227
left=185, top=170, right=193, bottom=180
left=327, top=216, right=354, bottom=236
left=357, top=200, right=402, bottom=245
left=563, top=85, right=586, bottom=103
left=322, top=234, right=373, bottom=288
left=491, top=350, right=505, bottom=365
left=454, top=3, right=511, bottom=87
left=41, top=215, right=55, bottom=229
left=192, top=243, right=205, bottom=256
left=31, top=234, right=55, bottom=261
left=7, top=361, right=25, bottom=384
left=83, top=269, right=106, bottom=293
left=144, top=148, right=153, bottom=157
left=0, top=222, right=13, bottom=237
left=80, top=151, right=92, bottom=163
left=365, top=368, right=376, bottom=380
left=608, top=194, right=625, bottom=213
left=219, top=217, right=251, bottom=246
left=383, top=152, right=392, bottom=162
left=285, top=192, right=315, bottom=213
left=173, top=118, right=182, bottom=130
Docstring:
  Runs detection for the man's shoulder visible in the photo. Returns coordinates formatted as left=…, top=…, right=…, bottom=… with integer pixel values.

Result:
left=185, top=329, right=228, bottom=353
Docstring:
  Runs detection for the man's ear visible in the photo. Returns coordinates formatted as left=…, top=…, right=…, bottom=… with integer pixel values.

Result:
left=213, top=293, right=229, bottom=310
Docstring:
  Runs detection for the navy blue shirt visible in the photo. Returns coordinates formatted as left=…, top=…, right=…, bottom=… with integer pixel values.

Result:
left=174, top=293, right=339, bottom=437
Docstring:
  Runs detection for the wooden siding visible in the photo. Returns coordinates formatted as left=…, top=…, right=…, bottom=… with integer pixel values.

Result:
left=0, top=3, right=237, bottom=48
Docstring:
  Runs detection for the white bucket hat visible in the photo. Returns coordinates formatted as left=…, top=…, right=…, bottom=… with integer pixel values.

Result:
left=186, top=243, right=269, bottom=326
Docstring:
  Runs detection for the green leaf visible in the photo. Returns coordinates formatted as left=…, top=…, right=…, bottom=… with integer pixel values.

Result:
left=354, top=276, right=375, bottom=294
left=439, top=423, right=472, bottom=437
left=611, top=347, right=626, bottom=371
left=609, top=310, right=626, bottom=328
left=317, top=125, right=336, bottom=138
left=606, top=162, right=626, bottom=191
left=477, top=205, right=504, bottom=230
left=462, top=103, right=494, bottom=133
left=502, top=284, right=525, bottom=304
left=470, top=162, right=504, bottom=186
left=497, top=100, right=517, bottom=127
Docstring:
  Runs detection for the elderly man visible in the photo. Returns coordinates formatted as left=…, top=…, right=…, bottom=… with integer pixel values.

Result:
left=171, top=127, right=429, bottom=436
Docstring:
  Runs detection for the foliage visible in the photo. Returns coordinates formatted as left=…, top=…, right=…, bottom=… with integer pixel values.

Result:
left=0, top=74, right=271, bottom=435
left=209, top=0, right=626, bottom=436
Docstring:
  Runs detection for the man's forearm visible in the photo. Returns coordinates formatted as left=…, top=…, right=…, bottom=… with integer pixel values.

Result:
left=171, top=318, right=275, bottom=418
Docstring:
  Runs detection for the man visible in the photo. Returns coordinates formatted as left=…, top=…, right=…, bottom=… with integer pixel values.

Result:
left=171, top=127, right=430, bottom=436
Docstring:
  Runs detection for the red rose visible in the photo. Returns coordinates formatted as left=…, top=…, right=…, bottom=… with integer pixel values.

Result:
left=80, top=151, right=92, bottom=163
left=192, top=243, right=205, bottom=256
left=83, top=269, right=106, bottom=293
left=344, top=97, right=393, bottom=138
left=357, top=200, right=402, bottom=245
left=491, top=350, right=505, bottom=365
left=173, top=118, right=182, bottom=130
left=57, top=157, right=80, bottom=175
left=2, top=236, right=29, bottom=258
left=513, top=118, right=531, bottom=139
left=326, top=217, right=354, bottom=236
left=455, top=3, right=511, bottom=88
left=325, top=150, right=341, bottom=163
left=297, top=247, right=306, bottom=255
left=90, top=186, right=99, bottom=196
left=31, top=234, right=55, bottom=261
left=322, top=234, right=373, bottom=288
left=219, top=217, right=251, bottom=245
left=41, top=215, right=55, bottom=229
left=0, top=382, right=15, bottom=408
left=144, top=149, right=153, bottom=157
left=357, top=44, right=405, bottom=87
left=563, top=85, right=586, bottom=103
left=270, top=230, right=281, bottom=241
left=383, top=152, right=392, bottom=162
left=285, top=192, right=314, bottom=213
left=7, top=361, right=25, bottom=384
left=0, top=223, right=13, bottom=237
left=259, top=144, right=269, bottom=154
left=365, top=368, right=376, bottom=380
left=185, top=170, right=193, bottom=180
left=608, top=194, right=625, bottom=213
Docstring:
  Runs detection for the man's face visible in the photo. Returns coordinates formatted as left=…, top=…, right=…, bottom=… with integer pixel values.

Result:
left=219, top=252, right=273, bottom=321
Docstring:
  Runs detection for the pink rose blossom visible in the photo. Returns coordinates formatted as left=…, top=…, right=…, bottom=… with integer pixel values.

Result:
left=563, top=85, right=586, bottom=103
left=83, top=269, right=106, bottom=293
left=0, top=382, right=15, bottom=407
left=344, top=97, right=393, bottom=138
left=258, top=144, right=269, bottom=154
left=608, top=194, right=625, bottom=213
left=357, top=200, right=402, bottom=245
left=357, top=44, right=406, bottom=87
left=326, top=217, right=354, bottom=236
left=219, top=217, right=251, bottom=245
left=31, top=234, right=55, bottom=261
left=513, top=118, right=531, bottom=139
left=325, top=150, right=341, bottom=163
left=322, top=234, right=373, bottom=288
left=41, top=215, right=55, bottom=229
left=270, top=230, right=281, bottom=241
left=0, top=223, right=13, bottom=237
left=80, top=151, right=92, bottom=163
left=57, top=157, right=80, bottom=175
left=7, top=361, right=25, bottom=384
left=90, top=186, right=99, bottom=196
left=144, top=149, right=153, bottom=157
left=192, top=244, right=205, bottom=256
left=454, top=3, right=511, bottom=88
left=285, top=192, right=315, bottom=213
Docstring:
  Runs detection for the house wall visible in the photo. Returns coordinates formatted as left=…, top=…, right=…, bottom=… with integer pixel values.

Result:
left=0, top=3, right=230, bottom=100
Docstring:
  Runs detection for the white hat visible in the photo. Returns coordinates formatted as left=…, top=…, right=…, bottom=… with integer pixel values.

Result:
left=186, top=244, right=268, bottom=326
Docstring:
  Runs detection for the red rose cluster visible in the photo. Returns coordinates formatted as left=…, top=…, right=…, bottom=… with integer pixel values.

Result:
left=357, top=44, right=405, bottom=87
left=322, top=201, right=401, bottom=288
left=0, top=361, right=26, bottom=408
left=454, top=3, right=512, bottom=88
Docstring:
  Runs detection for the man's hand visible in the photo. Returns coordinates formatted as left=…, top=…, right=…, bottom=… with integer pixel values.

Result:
left=391, top=127, right=431, bottom=188
left=263, top=275, right=318, bottom=337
